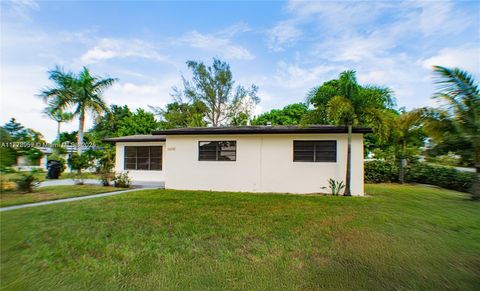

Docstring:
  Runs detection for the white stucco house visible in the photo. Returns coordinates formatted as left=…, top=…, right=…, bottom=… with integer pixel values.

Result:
left=105, top=125, right=371, bottom=196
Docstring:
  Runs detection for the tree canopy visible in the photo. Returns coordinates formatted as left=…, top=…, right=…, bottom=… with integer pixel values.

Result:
left=40, top=66, right=116, bottom=153
left=175, top=58, right=259, bottom=126
left=151, top=100, right=208, bottom=129
left=251, top=103, right=309, bottom=126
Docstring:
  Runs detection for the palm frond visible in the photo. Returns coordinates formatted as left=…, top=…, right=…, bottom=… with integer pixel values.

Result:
left=433, top=66, right=479, bottom=110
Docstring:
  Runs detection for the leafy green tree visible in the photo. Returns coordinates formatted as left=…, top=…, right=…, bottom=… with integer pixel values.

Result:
left=251, top=103, right=309, bottom=125
left=43, top=105, right=73, bottom=141
left=96, top=147, right=115, bottom=186
left=426, top=66, right=479, bottom=199
left=307, top=71, right=395, bottom=195
left=0, top=128, right=17, bottom=168
left=1, top=119, right=46, bottom=166
left=177, top=58, right=259, bottom=126
left=393, top=109, right=426, bottom=183
left=58, top=131, right=78, bottom=144
left=151, top=100, right=208, bottom=129
left=91, top=105, right=133, bottom=140
left=40, top=66, right=117, bottom=153
left=117, top=108, right=159, bottom=136
left=3, top=118, right=26, bottom=140
left=68, top=152, right=93, bottom=184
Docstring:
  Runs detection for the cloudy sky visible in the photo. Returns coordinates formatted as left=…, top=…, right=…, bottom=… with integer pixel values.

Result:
left=1, top=0, right=479, bottom=141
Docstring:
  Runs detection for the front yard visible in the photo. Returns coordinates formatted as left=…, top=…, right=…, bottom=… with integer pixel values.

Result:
left=1, top=184, right=479, bottom=290
left=0, top=185, right=123, bottom=207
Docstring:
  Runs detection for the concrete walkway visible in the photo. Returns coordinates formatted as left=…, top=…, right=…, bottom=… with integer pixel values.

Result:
left=40, top=179, right=101, bottom=187
left=1, top=180, right=165, bottom=212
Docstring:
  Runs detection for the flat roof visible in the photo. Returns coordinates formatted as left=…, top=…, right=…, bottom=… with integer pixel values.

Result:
left=153, top=125, right=372, bottom=135
left=103, top=134, right=166, bottom=142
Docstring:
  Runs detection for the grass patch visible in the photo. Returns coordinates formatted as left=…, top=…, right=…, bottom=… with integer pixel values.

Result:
left=1, top=171, right=100, bottom=183
left=0, top=185, right=123, bottom=207
left=1, top=184, right=479, bottom=290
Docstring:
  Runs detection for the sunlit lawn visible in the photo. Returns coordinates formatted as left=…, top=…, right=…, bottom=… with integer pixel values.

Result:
left=0, top=185, right=123, bottom=207
left=1, top=184, right=479, bottom=290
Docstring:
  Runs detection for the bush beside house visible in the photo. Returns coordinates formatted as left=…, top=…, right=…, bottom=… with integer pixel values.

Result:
left=365, top=161, right=474, bottom=193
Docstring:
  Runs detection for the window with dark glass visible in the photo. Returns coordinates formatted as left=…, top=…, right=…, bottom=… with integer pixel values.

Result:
left=199, top=141, right=236, bottom=161
left=293, top=140, right=336, bottom=162
left=124, top=146, right=162, bottom=170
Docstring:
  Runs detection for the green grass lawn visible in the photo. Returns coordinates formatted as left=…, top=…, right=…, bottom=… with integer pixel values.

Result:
left=1, top=171, right=100, bottom=182
left=0, top=185, right=123, bottom=207
left=1, top=184, right=479, bottom=290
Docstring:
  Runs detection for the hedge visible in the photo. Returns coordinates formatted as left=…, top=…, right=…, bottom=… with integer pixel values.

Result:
left=365, top=160, right=475, bottom=193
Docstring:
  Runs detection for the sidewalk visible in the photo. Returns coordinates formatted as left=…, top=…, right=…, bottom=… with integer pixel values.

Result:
left=0, top=188, right=151, bottom=212
left=1, top=180, right=165, bottom=212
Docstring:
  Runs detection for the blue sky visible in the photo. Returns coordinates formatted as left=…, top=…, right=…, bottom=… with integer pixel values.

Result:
left=1, top=0, right=479, bottom=141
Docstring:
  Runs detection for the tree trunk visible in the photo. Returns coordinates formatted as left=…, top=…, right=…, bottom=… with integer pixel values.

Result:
left=399, top=141, right=406, bottom=184
left=57, top=121, right=61, bottom=141
left=78, top=112, right=85, bottom=154
left=344, top=124, right=352, bottom=196
left=472, top=146, right=480, bottom=200
left=472, top=166, right=480, bottom=200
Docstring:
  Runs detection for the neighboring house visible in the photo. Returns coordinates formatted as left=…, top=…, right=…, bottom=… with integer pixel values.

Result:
left=105, top=125, right=371, bottom=196
left=14, top=145, right=100, bottom=172
left=15, top=147, right=52, bottom=171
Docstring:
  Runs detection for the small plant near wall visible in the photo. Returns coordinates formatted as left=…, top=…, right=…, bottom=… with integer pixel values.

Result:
left=97, top=150, right=115, bottom=186
left=14, top=170, right=40, bottom=193
left=113, top=171, right=131, bottom=188
left=328, top=178, right=345, bottom=196
left=68, top=153, right=93, bottom=185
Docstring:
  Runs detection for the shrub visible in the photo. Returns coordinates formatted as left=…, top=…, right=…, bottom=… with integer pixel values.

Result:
left=14, top=170, right=40, bottom=193
left=365, top=160, right=475, bottom=193
left=68, top=153, right=93, bottom=173
left=68, top=153, right=93, bottom=185
left=425, top=152, right=461, bottom=167
left=96, top=150, right=115, bottom=186
left=0, top=175, right=16, bottom=192
left=113, top=172, right=131, bottom=188
left=405, top=162, right=474, bottom=193
left=365, top=160, right=399, bottom=183
left=0, top=166, right=16, bottom=173
left=328, top=178, right=345, bottom=196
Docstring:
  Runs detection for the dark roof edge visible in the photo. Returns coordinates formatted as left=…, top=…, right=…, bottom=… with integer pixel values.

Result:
left=152, top=126, right=372, bottom=136
left=103, top=136, right=166, bottom=143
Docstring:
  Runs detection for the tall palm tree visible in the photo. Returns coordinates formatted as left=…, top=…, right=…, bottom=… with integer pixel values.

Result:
left=40, top=66, right=117, bottom=153
left=395, top=109, right=425, bottom=183
left=43, top=104, right=73, bottom=141
left=431, top=66, right=479, bottom=199
left=308, top=71, right=394, bottom=195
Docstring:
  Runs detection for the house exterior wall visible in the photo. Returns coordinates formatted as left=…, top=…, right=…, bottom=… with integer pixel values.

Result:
left=164, top=134, right=365, bottom=195
left=115, top=141, right=166, bottom=181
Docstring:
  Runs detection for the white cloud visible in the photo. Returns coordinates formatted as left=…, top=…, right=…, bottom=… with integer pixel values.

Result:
left=267, top=21, right=302, bottom=51
left=421, top=47, right=480, bottom=73
left=180, top=26, right=254, bottom=60
left=413, top=1, right=472, bottom=37
left=273, top=61, right=341, bottom=90
left=0, top=0, right=39, bottom=21
left=80, top=38, right=168, bottom=64
left=216, top=22, right=251, bottom=38
left=106, top=77, right=181, bottom=111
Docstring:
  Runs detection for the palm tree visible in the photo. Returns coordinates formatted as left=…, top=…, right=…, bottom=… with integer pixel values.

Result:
left=308, top=71, right=394, bottom=196
left=394, top=109, right=425, bottom=183
left=431, top=66, right=479, bottom=199
left=43, top=104, right=73, bottom=141
left=40, top=66, right=117, bottom=153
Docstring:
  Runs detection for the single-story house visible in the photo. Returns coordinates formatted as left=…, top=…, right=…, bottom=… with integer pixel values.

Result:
left=105, top=125, right=371, bottom=196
